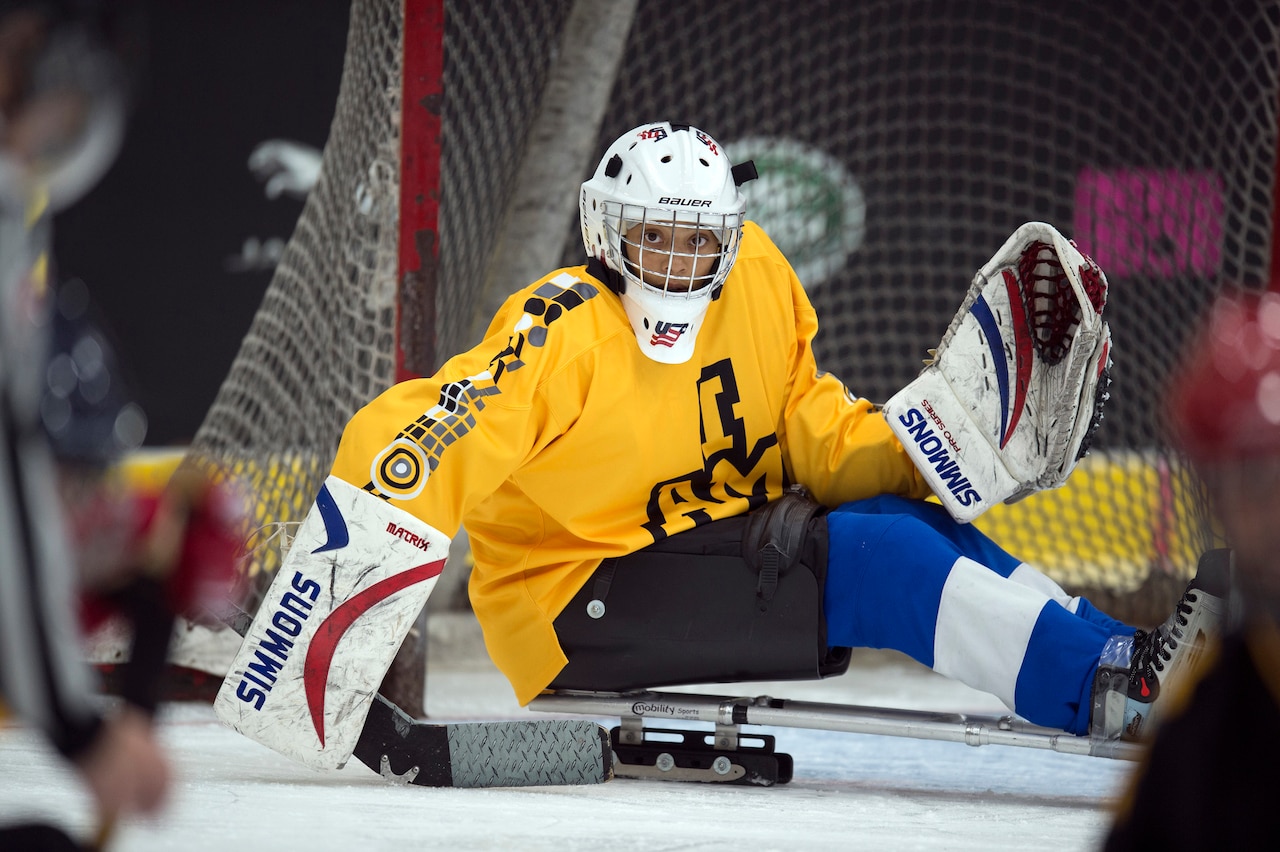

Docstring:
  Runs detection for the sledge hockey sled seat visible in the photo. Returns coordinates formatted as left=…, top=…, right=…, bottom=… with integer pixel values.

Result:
left=529, top=489, right=1151, bottom=782
left=534, top=489, right=850, bottom=785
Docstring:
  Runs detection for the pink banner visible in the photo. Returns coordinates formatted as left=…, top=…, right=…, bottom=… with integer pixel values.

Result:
left=1074, top=168, right=1224, bottom=278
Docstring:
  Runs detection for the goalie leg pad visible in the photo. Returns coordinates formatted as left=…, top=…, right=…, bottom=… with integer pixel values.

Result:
left=213, top=475, right=450, bottom=770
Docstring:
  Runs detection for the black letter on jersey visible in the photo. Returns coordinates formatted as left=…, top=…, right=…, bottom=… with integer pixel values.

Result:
left=642, top=359, right=779, bottom=541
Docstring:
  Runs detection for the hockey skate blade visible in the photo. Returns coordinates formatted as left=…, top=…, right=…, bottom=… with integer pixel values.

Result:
left=353, top=695, right=613, bottom=787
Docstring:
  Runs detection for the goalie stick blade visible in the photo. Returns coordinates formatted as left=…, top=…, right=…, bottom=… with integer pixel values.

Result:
left=215, top=603, right=612, bottom=787
left=354, top=695, right=613, bottom=788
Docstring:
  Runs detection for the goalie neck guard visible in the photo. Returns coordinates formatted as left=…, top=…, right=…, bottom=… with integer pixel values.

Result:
left=580, top=122, right=755, bottom=364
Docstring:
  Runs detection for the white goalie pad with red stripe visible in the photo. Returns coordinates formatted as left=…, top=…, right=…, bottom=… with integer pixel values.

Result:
left=883, top=222, right=1112, bottom=522
left=213, top=475, right=450, bottom=769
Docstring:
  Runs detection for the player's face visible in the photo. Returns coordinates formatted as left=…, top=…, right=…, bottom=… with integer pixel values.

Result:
left=623, top=222, right=721, bottom=293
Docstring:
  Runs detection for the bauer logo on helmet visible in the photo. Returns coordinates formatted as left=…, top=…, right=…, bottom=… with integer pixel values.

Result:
left=656, top=197, right=713, bottom=207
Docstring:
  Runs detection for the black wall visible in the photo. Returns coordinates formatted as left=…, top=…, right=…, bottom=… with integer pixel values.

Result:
left=53, top=1, right=351, bottom=445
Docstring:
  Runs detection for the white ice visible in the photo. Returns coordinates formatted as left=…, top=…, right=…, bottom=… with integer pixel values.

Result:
left=0, top=624, right=1134, bottom=851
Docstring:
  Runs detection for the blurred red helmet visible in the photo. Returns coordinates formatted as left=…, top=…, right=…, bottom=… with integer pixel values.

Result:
left=1166, top=290, right=1280, bottom=462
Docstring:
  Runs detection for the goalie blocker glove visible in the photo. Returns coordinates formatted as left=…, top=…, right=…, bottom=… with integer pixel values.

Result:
left=883, top=222, right=1112, bottom=522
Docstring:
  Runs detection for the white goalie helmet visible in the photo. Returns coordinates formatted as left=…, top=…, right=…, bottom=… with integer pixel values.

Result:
left=580, top=122, right=754, bottom=364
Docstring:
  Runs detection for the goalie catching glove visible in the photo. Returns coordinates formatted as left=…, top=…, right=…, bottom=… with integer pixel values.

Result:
left=883, top=222, right=1112, bottom=523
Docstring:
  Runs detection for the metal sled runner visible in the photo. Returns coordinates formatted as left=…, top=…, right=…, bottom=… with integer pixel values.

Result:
left=529, top=689, right=1145, bottom=786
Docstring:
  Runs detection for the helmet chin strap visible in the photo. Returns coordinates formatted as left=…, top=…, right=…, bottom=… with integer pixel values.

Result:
left=586, top=256, right=625, bottom=294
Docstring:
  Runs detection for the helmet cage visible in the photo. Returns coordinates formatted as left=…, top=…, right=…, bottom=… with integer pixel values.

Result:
left=607, top=202, right=744, bottom=299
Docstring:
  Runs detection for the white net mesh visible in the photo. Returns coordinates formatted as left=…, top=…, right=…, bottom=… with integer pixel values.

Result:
left=573, top=0, right=1280, bottom=623
left=189, top=0, right=1280, bottom=635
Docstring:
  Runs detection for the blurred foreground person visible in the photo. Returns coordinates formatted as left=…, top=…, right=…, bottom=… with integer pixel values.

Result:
left=1, top=3, right=243, bottom=849
left=1104, top=291, right=1280, bottom=851
left=0, top=1, right=170, bottom=841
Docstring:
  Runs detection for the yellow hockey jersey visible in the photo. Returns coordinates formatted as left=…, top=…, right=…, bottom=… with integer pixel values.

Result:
left=330, top=222, right=931, bottom=704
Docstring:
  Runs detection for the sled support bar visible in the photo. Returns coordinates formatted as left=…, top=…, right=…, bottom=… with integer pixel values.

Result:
left=529, top=690, right=1144, bottom=761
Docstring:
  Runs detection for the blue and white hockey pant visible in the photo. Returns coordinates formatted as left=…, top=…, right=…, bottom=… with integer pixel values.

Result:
left=823, top=495, right=1133, bottom=735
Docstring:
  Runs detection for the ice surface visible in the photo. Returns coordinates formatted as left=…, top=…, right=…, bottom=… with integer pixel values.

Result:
left=1, top=634, right=1133, bottom=851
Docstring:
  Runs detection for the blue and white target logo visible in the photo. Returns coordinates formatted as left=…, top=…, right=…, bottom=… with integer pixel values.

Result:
left=371, top=438, right=428, bottom=500
left=727, top=137, right=865, bottom=287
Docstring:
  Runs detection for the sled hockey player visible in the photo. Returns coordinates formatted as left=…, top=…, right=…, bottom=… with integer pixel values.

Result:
left=1105, top=292, right=1280, bottom=850
left=216, top=122, right=1226, bottom=772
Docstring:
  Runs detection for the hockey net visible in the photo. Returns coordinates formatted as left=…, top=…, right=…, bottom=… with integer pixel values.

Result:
left=184, top=0, right=1280, bottom=696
